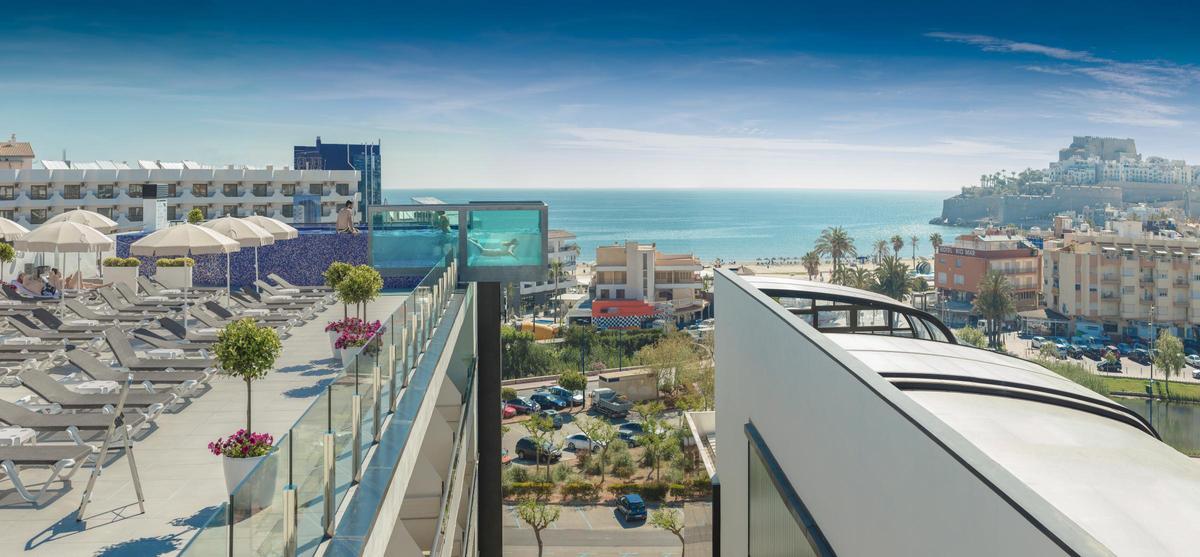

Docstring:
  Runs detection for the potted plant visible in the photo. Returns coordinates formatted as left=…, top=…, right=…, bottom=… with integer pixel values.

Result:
left=155, top=257, right=194, bottom=289
left=102, top=256, right=140, bottom=291
left=187, top=208, right=205, bottom=224
left=323, top=262, right=354, bottom=354
left=0, top=243, right=14, bottom=284
left=331, top=318, right=382, bottom=365
left=336, top=265, right=384, bottom=318
left=211, top=318, right=282, bottom=499
left=324, top=317, right=363, bottom=360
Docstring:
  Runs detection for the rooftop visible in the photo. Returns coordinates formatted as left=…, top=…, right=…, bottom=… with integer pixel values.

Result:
left=0, top=135, right=34, bottom=158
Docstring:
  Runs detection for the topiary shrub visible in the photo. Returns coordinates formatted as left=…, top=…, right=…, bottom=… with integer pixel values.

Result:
left=187, top=208, right=205, bottom=224
left=214, top=318, right=282, bottom=433
left=561, top=481, right=599, bottom=501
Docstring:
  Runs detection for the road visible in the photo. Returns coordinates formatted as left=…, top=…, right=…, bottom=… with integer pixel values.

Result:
left=1002, top=332, right=1200, bottom=385
left=503, top=502, right=712, bottom=557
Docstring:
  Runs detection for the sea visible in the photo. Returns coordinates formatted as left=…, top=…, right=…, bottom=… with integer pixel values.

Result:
left=384, top=188, right=961, bottom=263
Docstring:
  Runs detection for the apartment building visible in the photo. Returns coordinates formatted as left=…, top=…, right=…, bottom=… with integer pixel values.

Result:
left=593, top=240, right=706, bottom=323
left=518, top=229, right=578, bottom=303
left=934, top=229, right=1042, bottom=311
left=0, top=159, right=358, bottom=228
left=293, top=136, right=381, bottom=218
left=0, top=135, right=34, bottom=170
left=1043, top=219, right=1200, bottom=340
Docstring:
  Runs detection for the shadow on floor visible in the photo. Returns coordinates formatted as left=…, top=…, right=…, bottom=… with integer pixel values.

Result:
left=282, top=378, right=335, bottom=399
left=91, top=504, right=225, bottom=557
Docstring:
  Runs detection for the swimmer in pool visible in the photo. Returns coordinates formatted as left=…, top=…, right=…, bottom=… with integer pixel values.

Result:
left=469, top=238, right=518, bottom=257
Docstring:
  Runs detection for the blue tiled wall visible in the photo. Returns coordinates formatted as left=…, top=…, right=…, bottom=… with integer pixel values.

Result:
left=115, top=228, right=373, bottom=289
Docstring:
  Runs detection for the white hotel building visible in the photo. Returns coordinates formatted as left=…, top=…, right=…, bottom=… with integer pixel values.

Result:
left=0, top=159, right=359, bottom=228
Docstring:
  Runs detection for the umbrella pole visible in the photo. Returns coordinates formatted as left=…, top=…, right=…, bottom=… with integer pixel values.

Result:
left=226, top=252, right=231, bottom=305
left=254, top=247, right=260, bottom=294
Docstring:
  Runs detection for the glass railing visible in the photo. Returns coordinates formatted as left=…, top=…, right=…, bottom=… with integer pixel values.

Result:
left=179, top=252, right=459, bottom=557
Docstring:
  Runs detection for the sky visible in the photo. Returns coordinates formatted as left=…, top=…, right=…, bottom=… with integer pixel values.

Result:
left=2, top=1, right=1199, bottom=191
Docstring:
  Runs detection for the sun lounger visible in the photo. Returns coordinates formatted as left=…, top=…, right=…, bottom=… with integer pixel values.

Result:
left=203, top=300, right=298, bottom=323
left=131, top=328, right=211, bottom=352
left=104, top=328, right=216, bottom=371
left=17, top=369, right=176, bottom=413
left=1, top=285, right=58, bottom=304
left=157, top=318, right=220, bottom=344
left=254, top=279, right=328, bottom=300
left=268, top=273, right=332, bottom=293
left=31, top=308, right=108, bottom=334
left=7, top=316, right=103, bottom=342
left=65, top=299, right=153, bottom=324
left=66, top=350, right=211, bottom=392
left=0, top=444, right=92, bottom=505
left=103, top=285, right=177, bottom=311
left=0, top=399, right=146, bottom=434
left=234, top=289, right=314, bottom=311
left=96, top=288, right=175, bottom=315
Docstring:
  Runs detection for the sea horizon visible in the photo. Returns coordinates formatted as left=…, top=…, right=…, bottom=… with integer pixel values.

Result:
left=384, top=187, right=962, bottom=263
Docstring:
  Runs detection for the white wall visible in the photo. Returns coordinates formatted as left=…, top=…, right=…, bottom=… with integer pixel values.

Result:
left=714, top=270, right=1100, bottom=556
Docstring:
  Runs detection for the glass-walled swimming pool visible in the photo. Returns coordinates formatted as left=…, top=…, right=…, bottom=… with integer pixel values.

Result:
left=465, top=209, right=542, bottom=268
left=370, top=209, right=458, bottom=271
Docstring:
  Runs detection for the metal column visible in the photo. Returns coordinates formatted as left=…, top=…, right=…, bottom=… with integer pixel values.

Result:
left=476, top=281, right=502, bottom=556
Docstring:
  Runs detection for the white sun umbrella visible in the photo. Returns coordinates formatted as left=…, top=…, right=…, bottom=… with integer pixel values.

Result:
left=45, top=209, right=119, bottom=281
left=201, top=216, right=275, bottom=293
left=0, top=217, right=29, bottom=241
left=129, top=224, right=241, bottom=331
left=14, top=221, right=114, bottom=315
left=45, top=209, right=119, bottom=234
left=242, top=215, right=299, bottom=241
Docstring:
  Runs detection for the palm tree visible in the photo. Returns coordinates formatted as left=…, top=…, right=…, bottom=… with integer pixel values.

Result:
left=873, top=255, right=911, bottom=301
left=801, top=251, right=820, bottom=280
left=909, top=235, right=919, bottom=266
left=830, top=265, right=854, bottom=286
left=872, top=239, right=888, bottom=265
left=815, top=227, right=856, bottom=275
left=973, top=269, right=1015, bottom=348
left=890, top=234, right=904, bottom=257
left=929, top=232, right=943, bottom=254
left=851, top=267, right=875, bottom=290
left=549, top=259, right=564, bottom=323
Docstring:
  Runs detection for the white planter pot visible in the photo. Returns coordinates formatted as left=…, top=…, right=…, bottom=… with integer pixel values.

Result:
left=328, top=330, right=339, bottom=357
left=102, top=266, right=139, bottom=292
left=156, top=266, right=193, bottom=289
left=340, top=346, right=357, bottom=366
left=222, top=451, right=279, bottom=519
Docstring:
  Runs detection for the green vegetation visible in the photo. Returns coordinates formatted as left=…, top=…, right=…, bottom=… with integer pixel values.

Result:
left=214, top=318, right=283, bottom=432
left=872, top=255, right=911, bottom=301
left=1037, top=358, right=1109, bottom=396
left=973, top=269, right=1015, bottom=348
left=516, top=499, right=560, bottom=557
left=801, top=251, right=820, bottom=279
left=955, top=326, right=987, bottom=348
left=501, top=325, right=665, bottom=379
left=102, top=256, right=140, bottom=267
left=186, top=208, right=205, bottom=224
left=890, top=234, right=903, bottom=257
left=649, top=508, right=687, bottom=557
left=156, top=257, right=195, bottom=267
left=0, top=243, right=13, bottom=281
left=1153, top=331, right=1186, bottom=399
left=336, top=265, right=384, bottom=318
left=814, top=226, right=856, bottom=276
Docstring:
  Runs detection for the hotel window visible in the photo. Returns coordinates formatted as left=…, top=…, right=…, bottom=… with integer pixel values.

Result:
left=282, top=204, right=294, bottom=218
left=748, top=425, right=825, bottom=557
left=30, top=185, right=49, bottom=200
left=0, top=186, right=14, bottom=200
left=97, top=185, right=115, bottom=199
left=253, top=184, right=268, bottom=197
left=192, top=184, right=208, bottom=197
left=937, top=272, right=947, bottom=284
left=63, top=185, right=82, bottom=199
left=616, top=289, right=625, bottom=299
left=223, top=205, right=239, bottom=217
left=30, top=208, right=47, bottom=224
left=0, top=210, right=12, bottom=220
left=169, top=184, right=179, bottom=197
left=954, top=258, right=962, bottom=268
left=127, top=185, right=142, bottom=198
left=282, top=184, right=295, bottom=196
left=335, top=183, right=350, bottom=196
left=127, top=207, right=143, bottom=222
left=253, top=204, right=268, bottom=215
left=223, top=183, right=240, bottom=197
left=196, top=206, right=209, bottom=220
left=954, top=274, right=965, bottom=285
left=96, top=207, right=113, bottom=219
left=168, top=206, right=178, bottom=220
left=309, top=183, right=324, bottom=195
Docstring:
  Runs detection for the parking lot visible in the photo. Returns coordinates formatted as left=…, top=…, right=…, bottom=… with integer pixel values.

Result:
left=502, top=502, right=712, bottom=557
left=1004, top=332, right=1200, bottom=384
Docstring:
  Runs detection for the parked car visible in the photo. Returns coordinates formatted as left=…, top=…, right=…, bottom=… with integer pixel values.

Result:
left=542, top=386, right=585, bottom=406
left=565, top=433, right=604, bottom=452
left=515, top=437, right=561, bottom=463
left=1067, top=344, right=1084, bottom=359
left=1117, top=343, right=1132, bottom=356
left=1130, top=349, right=1152, bottom=365
left=502, top=403, right=518, bottom=419
left=1017, top=330, right=1034, bottom=340
left=1031, top=336, right=1046, bottom=349
left=1193, top=368, right=1200, bottom=380
left=1186, top=354, right=1200, bottom=368
left=616, top=494, right=647, bottom=521
left=537, top=409, right=564, bottom=429
left=530, top=392, right=570, bottom=411
left=1098, top=359, right=1122, bottom=373
left=505, top=397, right=540, bottom=415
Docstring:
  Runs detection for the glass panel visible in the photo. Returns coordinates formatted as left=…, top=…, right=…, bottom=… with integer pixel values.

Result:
left=464, top=209, right=541, bottom=267
left=230, top=433, right=291, bottom=557
left=179, top=503, right=229, bottom=556
left=815, top=310, right=849, bottom=328
left=355, top=351, right=377, bottom=456
left=370, top=209, right=457, bottom=270
left=858, top=309, right=886, bottom=328
left=749, top=446, right=819, bottom=557
left=292, top=395, right=328, bottom=557
left=329, top=378, right=356, bottom=508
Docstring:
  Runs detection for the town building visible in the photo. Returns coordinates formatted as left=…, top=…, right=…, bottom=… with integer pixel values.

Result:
left=592, top=240, right=706, bottom=323
left=703, top=271, right=1200, bottom=556
left=933, top=229, right=1042, bottom=324
left=0, top=134, right=34, bottom=170
left=1042, top=218, right=1200, bottom=341
left=518, top=229, right=578, bottom=303
left=294, top=136, right=381, bottom=218
left=0, top=160, right=359, bottom=228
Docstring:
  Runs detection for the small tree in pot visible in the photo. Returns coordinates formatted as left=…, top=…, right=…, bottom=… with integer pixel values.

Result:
left=336, top=264, right=383, bottom=319
left=0, top=243, right=15, bottom=282
left=187, top=208, right=205, bottom=224
left=210, top=318, right=283, bottom=495
left=324, top=261, right=353, bottom=319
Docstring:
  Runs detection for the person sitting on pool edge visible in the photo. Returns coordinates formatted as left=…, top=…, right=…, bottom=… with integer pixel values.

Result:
left=336, top=200, right=358, bottom=234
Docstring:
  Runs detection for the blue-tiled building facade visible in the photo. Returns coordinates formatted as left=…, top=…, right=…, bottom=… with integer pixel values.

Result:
left=294, top=136, right=382, bottom=219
